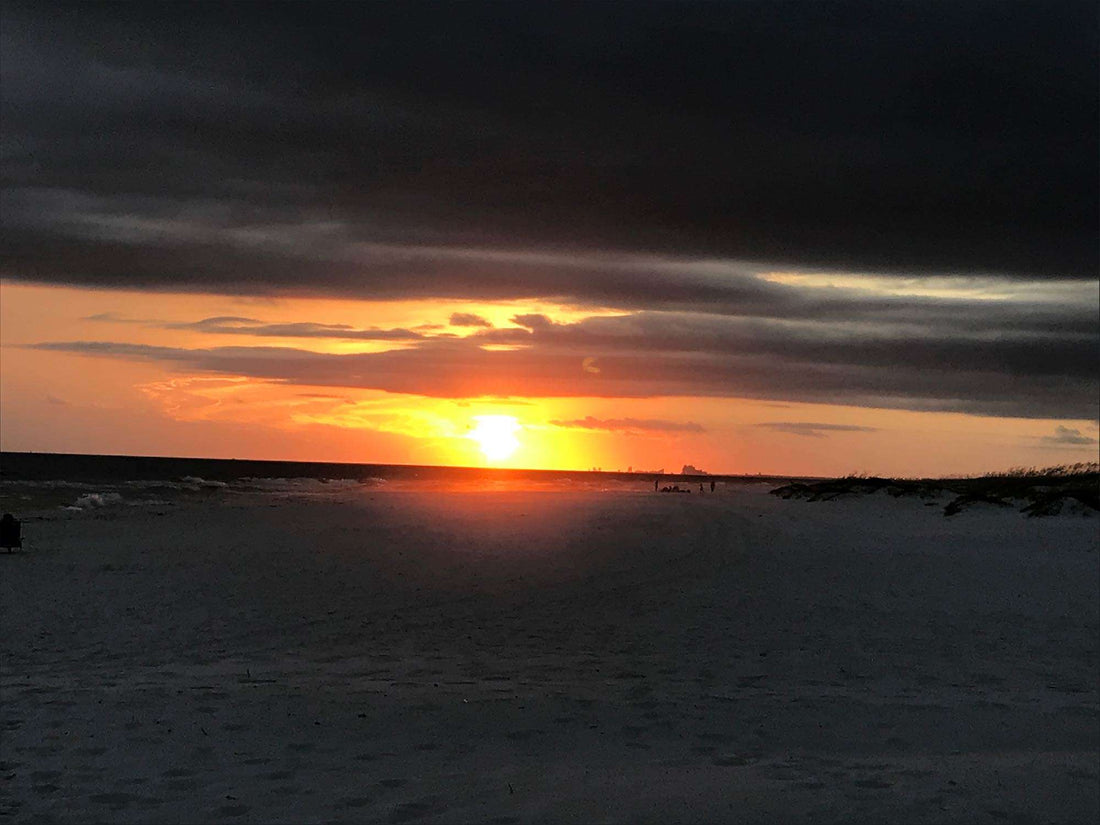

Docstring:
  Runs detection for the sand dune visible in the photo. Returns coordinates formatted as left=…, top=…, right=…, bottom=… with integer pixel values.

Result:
left=1, top=485, right=1096, bottom=823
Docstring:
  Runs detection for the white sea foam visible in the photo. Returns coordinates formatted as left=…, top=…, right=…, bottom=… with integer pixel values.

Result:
left=73, top=492, right=124, bottom=509
left=179, top=476, right=229, bottom=489
left=237, top=477, right=363, bottom=496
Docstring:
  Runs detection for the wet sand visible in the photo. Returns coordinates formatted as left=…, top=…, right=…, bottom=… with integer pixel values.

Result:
left=1, top=485, right=1097, bottom=823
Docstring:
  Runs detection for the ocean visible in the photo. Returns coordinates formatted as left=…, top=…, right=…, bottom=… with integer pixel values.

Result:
left=0, top=452, right=784, bottom=515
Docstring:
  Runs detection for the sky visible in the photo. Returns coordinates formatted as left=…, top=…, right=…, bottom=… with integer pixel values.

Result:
left=1, top=0, right=1097, bottom=476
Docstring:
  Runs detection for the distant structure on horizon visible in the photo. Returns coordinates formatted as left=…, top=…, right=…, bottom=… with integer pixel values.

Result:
left=681, top=464, right=708, bottom=475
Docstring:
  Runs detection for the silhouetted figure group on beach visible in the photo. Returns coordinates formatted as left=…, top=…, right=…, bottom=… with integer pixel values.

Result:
left=657, top=483, right=698, bottom=493
left=654, top=480, right=717, bottom=494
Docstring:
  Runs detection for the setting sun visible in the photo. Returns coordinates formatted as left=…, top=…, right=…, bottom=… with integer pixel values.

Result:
left=468, top=415, right=521, bottom=462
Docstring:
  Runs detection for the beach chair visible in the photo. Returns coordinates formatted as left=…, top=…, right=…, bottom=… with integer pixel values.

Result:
left=0, top=514, right=21, bottom=552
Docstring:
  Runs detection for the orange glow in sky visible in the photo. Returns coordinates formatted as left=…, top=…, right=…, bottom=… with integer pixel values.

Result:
left=1, top=282, right=1097, bottom=477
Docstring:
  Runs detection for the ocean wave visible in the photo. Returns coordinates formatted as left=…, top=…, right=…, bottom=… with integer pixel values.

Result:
left=179, top=476, right=229, bottom=489
left=237, top=476, right=363, bottom=493
left=0, top=479, right=99, bottom=490
left=73, top=492, right=124, bottom=509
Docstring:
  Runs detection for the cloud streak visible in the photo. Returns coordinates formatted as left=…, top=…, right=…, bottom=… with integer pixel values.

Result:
left=164, top=317, right=425, bottom=341
left=1039, top=426, right=1099, bottom=446
left=754, top=422, right=879, bottom=439
left=550, top=416, right=705, bottom=434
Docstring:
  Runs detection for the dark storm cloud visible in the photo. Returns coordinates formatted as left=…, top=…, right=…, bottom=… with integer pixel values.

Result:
left=55, top=295, right=1099, bottom=419
left=471, top=310, right=1100, bottom=380
left=550, top=417, right=706, bottom=434
left=83, top=301, right=1100, bottom=384
left=28, top=317, right=1099, bottom=419
left=6, top=1, right=1098, bottom=422
left=754, top=422, right=879, bottom=438
left=2, top=0, right=1097, bottom=300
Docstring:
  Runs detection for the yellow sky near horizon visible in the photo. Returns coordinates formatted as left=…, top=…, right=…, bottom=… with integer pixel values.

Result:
left=1, top=282, right=1096, bottom=476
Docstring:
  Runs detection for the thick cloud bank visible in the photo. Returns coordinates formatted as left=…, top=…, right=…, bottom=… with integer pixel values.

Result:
left=3, top=0, right=1097, bottom=297
left=5, top=1, right=1098, bottom=421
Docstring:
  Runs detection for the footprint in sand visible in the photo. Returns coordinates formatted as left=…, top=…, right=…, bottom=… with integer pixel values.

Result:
left=379, top=778, right=406, bottom=789
left=89, top=792, right=135, bottom=808
left=164, top=778, right=199, bottom=791
left=340, top=796, right=373, bottom=808
left=698, top=732, right=735, bottom=744
left=853, top=778, right=893, bottom=789
left=712, top=754, right=757, bottom=767
left=390, top=798, right=445, bottom=822
left=505, top=729, right=544, bottom=741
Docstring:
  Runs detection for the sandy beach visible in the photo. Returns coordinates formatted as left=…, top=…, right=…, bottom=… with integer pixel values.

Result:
left=1, top=484, right=1097, bottom=823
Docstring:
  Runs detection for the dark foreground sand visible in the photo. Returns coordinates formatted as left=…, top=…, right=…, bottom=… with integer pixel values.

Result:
left=1, top=486, right=1097, bottom=823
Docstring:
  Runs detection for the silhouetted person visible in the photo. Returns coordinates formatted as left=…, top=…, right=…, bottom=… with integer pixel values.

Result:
left=710, top=480, right=715, bottom=492
left=655, top=479, right=659, bottom=492
left=0, top=513, right=21, bottom=552
left=699, top=483, right=704, bottom=492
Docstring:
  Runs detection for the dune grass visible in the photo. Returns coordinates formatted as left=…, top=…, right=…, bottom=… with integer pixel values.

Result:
left=772, top=463, right=1099, bottom=517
